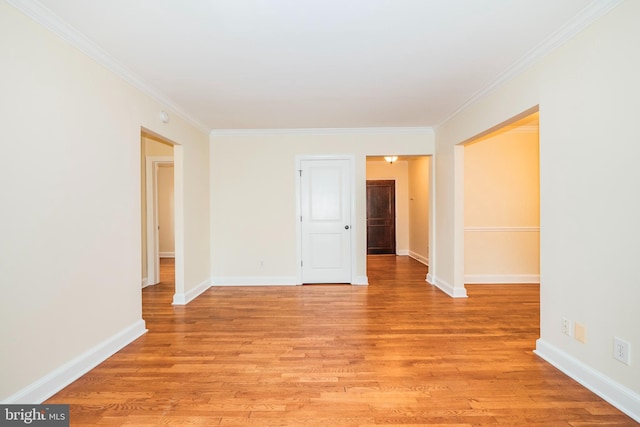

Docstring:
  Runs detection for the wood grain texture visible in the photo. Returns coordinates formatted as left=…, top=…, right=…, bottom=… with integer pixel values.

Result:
left=46, top=256, right=637, bottom=426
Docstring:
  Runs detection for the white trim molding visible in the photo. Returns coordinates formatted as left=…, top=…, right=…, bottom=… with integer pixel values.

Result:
left=352, top=276, right=369, bottom=286
left=409, top=251, right=429, bottom=266
left=465, top=274, right=540, bottom=284
left=535, top=339, right=640, bottom=423
left=211, top=127, right=434, bottom=137
left=159, top=252, right=175, bottom=258
left=2, top=320, right=147, bottom=404
left=396, top=249, right=410, bottom=256
left=172, top=278, right=211, bottom=305
left=426, top=274, right=468, bottom=298
left=212, top=276, right=298, bottom=286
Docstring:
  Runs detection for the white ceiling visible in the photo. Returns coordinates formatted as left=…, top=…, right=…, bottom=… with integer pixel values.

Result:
left=29, top=0, right=602, bottom=131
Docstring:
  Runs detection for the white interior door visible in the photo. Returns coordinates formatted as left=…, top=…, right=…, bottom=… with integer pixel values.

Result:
left=300, top=158, right=352, bottom=283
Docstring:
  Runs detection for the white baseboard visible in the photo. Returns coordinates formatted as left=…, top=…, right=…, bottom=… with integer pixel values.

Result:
left=535, top=339, right=640, bottom=423
left=426, top=274, right=467, bottom=298
left=464, top=274, right=540, bottom=284
left=396, top=249, right=409, bottom=256
left=159, top=252, right=175, bottom=258
left=211, top=276, right=298, bottom=286
left=173, top=278, right=211, bottom=305
left=352, top=275, right=369, bottom=285
left=2, top=320, right=147, bottom=404
left=141, top=277, right=148, bottom=288
left=408, top=251, right=429, bottom=266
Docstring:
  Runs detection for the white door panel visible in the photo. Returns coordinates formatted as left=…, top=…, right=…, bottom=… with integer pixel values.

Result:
left=301, top=159, right=351, bottom=283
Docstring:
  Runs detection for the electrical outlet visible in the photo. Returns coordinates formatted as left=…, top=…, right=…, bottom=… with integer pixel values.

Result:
left=574, top=322, right=586, bottom=343
left=614, top=337, right=631, bottom=365
left=561, top=318, right=572, bottom=337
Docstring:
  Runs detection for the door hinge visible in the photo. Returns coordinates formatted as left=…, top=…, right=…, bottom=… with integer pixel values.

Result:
left=298, top=169, right=302, bottom=176
left=301, top=260, right=303, bottom=267
left=300, top=215, right=302, bottom=222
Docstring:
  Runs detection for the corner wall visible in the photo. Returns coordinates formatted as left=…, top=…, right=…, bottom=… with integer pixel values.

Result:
left=433, top=0, right=639, bottom=419
left=0, top=1, right=210, bottom=402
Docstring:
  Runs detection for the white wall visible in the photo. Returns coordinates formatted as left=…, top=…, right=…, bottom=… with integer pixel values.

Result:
left=433, top=0, right=639, bottom=417
left=408, top=157, right=430, bottom=265
left=210, top=130, right=433, bottom=284
left=0, top=1, right=210, bottom=402
left=464, top=127, right=539, bottom=283
left=366, top=159, right=409, bottom=254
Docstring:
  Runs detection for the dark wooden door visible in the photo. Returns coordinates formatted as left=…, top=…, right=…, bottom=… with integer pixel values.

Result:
left=366, top=180, right=396, bottom=254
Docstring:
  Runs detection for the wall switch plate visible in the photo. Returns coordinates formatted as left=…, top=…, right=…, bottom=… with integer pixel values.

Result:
left=561, top=318, right=572, bottom=337
left=614, top=337, right=631, bottom=365
left=574, top=322, right=586, bottom=343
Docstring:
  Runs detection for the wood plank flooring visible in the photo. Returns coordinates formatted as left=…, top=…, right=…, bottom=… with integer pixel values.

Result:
left=46, top=256, right=637, bottom=426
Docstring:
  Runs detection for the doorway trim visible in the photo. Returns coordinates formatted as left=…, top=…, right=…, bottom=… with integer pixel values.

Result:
left=295, top=154, right=360, bottom=285
left=145, top=156, right=174, bottom=287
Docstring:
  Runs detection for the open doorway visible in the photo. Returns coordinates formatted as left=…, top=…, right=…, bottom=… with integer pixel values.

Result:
left=365, top=156, right=431, bottom=270
left=366, top=179, right=396, bottom=254
left=462, top=111, right=540, bottom=285
left=140, top=131, right=176, bottom=306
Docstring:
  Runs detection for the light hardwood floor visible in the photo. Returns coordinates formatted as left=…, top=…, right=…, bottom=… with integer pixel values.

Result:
left=46, top=256, right=637, bottom=426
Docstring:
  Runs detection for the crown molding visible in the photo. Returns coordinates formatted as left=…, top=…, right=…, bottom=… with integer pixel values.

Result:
left=437, top=0, right=624, bottom=129
left=210, top=127, right=434, bottom=137
left=6, top=0, right=210, bottom=134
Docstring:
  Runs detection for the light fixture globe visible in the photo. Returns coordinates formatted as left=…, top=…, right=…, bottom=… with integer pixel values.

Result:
left=384, top=156, right=398, bottom=164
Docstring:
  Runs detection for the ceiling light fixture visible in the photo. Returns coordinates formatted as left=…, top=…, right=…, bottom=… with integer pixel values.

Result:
left=384, top=156, right=398, bottom=164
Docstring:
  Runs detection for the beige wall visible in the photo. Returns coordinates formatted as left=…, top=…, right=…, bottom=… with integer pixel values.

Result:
left=210, top=131, right=434, bottom=283
left=408, top=157, right=430, bottom=264
left=0, top=1, right=209, bottom=402
left=433, top=0, right=639, bottom=404
left=464, top=127, right=539, bottom=282
left=365, top=159, right=410, bottom=254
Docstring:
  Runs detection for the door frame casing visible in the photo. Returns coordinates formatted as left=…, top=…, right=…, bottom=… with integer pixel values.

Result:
left=295, top=154, right=357, bottom=285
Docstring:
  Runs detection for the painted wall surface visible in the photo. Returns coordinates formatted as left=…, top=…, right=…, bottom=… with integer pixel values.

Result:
left=365, top=160, right=409, bottom=254
left=210, top=131, right=433, bottom=283
left=434, top=0, right=639, bottom=405
left=0, top=2, right=209, bottom=402
left=408, top=157, right=430, bottom=265
left=464, top=128, right=539, bottom=282
left=157, top=165, right=175, bottom=255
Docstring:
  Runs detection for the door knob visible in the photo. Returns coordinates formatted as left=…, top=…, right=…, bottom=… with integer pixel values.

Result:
left=345, top=225, right=350, bottom=229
